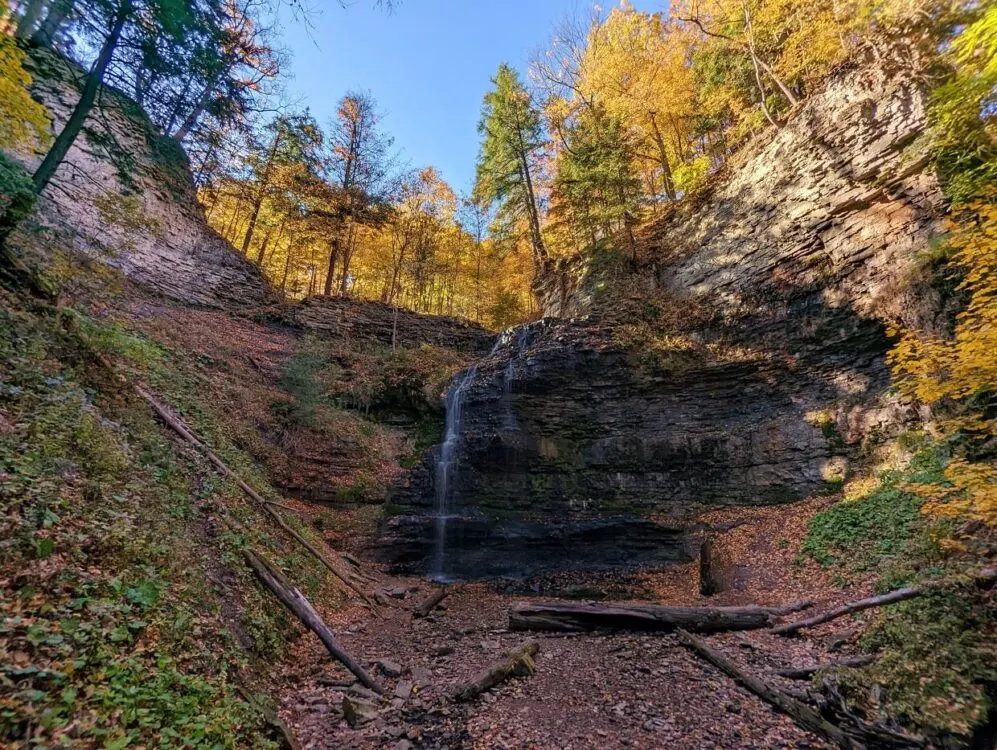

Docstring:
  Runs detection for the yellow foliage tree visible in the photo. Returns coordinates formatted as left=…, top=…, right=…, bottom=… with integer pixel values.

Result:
left=0, top=21, right=49, bottom=151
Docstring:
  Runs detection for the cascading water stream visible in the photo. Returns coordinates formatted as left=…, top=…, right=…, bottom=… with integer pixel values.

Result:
left=430, top=329, right=529, bottom=580
left=430, top=364, right=478, bottom=581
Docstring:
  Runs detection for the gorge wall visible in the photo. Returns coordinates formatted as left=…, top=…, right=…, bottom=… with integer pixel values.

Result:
left=11, top=51, right=274, bottom=311
left=380, top=51, right=947, bottom=578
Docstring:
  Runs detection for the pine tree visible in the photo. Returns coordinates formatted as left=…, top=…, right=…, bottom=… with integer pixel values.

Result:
left=474, top=63, right=548, bottom=266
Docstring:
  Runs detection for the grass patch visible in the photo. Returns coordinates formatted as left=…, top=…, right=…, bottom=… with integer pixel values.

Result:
left=802, top=447, right=951, bottom=580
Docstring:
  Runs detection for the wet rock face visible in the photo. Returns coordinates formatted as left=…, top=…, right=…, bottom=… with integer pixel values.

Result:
left=380, top=55, right=943, bottom=579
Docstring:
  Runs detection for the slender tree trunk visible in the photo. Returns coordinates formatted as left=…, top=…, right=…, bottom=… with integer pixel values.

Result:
left=30, top=0, right=73, bottom=47
left=171, top=70, right=221, bottom=142
left=741, top=0, right=798, bottom=108
left=32, top=2, right=129, bottom=196
left=648, top=115, right=678, bottom=201
left=323, top=237, right=339, bottom=296
left=241, top=130, right=282, bottom=255
left=280, top=237, right=295, bottom=294
left=339, top=220, right=357, bottom=295
left=0, top=0, right=130, bottom=256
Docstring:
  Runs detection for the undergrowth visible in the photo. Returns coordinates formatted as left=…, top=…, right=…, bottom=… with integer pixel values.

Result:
left=802, top=440, right=994, bottom=741
left=0, top=295, right=340, bottom=747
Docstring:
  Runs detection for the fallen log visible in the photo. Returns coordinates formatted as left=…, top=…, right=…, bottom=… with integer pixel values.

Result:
left=771, top=568, right=997, bottom=636
left=675, top=629, right=859, bottom=749
left=413, top=588, right=449, bottom=618
left=451, top=641, right=539, bottom=702
left=136, top=385, right=377, bottom=609
left=244, top=549, right=383, bottom=694
left=774, top=655, right=876, bottom=680
left=509, top=600, right=812, bottom=633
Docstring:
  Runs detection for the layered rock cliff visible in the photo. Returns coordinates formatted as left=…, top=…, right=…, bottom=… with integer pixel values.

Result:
left=11, top=51, right=274, bottom=311
left=381, top=52, right=947, bottom=578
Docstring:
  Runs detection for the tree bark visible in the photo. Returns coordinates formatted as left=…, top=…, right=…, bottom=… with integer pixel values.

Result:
left=323, top=237, right=339, bottom=296
left=413, top=588, right=449, bottom=618
left=451, top=641, right=539, bottom=702
left=244, top=549, right=383, bottom=694
left=241, top=129, right=282, bottom=255
left=676, top=629, right=858, bottom=748
left=699, top=538, right=723, bottom=597
left=508, top=600, right=812, bottom=634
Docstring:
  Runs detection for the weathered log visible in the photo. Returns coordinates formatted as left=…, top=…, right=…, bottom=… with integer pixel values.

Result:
left=244, top=549, right=383, bottom=694
left=414, top=588, right=449, bottom=618
left=775, top=655, right=876, bottom=680
left=137, top=385, right=377, bottom=609
left=772, top=568, right=997, bottom=636
left=675, top=629, right=859, bottom=749
left=699, top=538, right=723, bottom=596
left=509, top=600, right=811, bottom=633
left=451, top=641, right=539, bottom=702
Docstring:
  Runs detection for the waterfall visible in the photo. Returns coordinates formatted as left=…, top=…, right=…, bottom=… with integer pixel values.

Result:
left=430, top=328, right=529, bottom=580
left=430, top=364, right=478, bottom=581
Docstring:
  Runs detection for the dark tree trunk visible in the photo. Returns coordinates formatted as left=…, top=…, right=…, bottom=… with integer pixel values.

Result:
left=0, top=0, right=130, bottom=260
left=323, top=238, right=339, bottom=296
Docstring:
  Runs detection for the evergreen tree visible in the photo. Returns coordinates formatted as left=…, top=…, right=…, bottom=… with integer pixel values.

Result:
left=474, top=63, right=548, bottom=266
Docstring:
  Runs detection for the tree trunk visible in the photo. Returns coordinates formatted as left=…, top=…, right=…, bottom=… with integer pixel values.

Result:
left=676, top=629, right=858, bottom=748
left=648, top=115, right=678, bottom=201
left=508, top=600, right=812, bottom=634
left=244, top=549, right=383, bottom=694
left=0, top=0, right=129, bottom=259
left=413, top=588, right=448, bottom=618
left=171, top=71, right=220, bottom=142
left=323, top=237, right=339, bottom=296
left=31, top=1, right=129, bottom=197
left=241, top=130, right=282, bottom=255
left=699, top=538, right=723, bottom=597
left=771, top=568, right=997, bottom=636
left=29, top=0, right=72, bottom=47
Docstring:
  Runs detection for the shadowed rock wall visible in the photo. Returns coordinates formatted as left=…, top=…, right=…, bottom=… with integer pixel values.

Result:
left=380, top=53, right=946, bottom=578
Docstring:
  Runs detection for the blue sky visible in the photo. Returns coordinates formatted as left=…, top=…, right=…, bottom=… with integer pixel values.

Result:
left=277, top=0, right=664, bottom=194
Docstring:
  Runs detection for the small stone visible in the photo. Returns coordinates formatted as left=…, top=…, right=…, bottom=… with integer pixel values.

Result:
left=433, top=645, right=455, bottom=657
left=377, top=659, right=403, bottom=678
left=387, top=587, right=408, bottom=599
left=342, top=695, right=378, bottom=728
left=395, top=741, right=413, bottom=750
left=410, top=666, right=433, bottom=686
left=394, top=679, right=413, bottom=700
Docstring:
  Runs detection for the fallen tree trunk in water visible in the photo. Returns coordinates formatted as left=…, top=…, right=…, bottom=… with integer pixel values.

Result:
left=244, top=549, right=383, bottom=694
left=451, top=641, right=539, bottom=702
left=676, top=629, right=859, bottom=749
left=771, top=567, right=997, bottom=636
left=509, top=600, right=812, bottom=633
